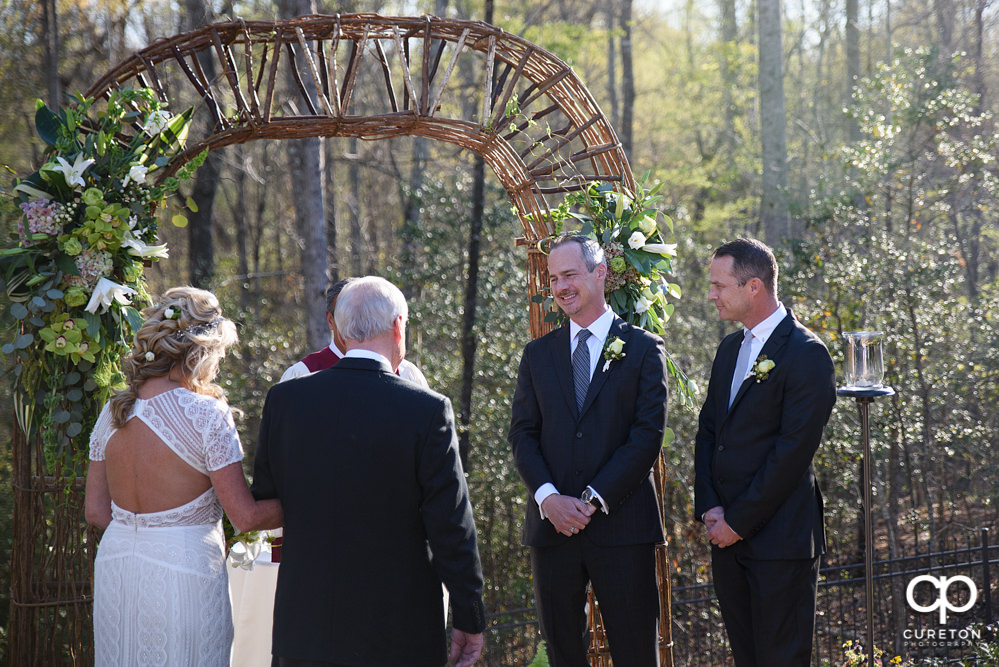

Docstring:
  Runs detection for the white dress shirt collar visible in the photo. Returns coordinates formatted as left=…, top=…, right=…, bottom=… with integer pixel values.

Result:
left=569, top=307, right=615, bottom=348
left=328, top=336, right=344, bottom=358
left=745, top=302, right=787, bottom=346
left=344, top=348, right=392, bottom=368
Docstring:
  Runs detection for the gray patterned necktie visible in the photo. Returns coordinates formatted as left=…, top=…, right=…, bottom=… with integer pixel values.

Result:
left=729, top=329, right=754, bottom=407
left=573, top=329, right=592, bottom=412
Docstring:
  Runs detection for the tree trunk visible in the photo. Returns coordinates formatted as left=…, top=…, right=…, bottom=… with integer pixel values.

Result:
left=42, top=0, right=59, bottom=109
left=605, top=4, right=619, bottom=130
left=183, top=0, right=220, bottom=289
left=619, top=0, right=634, bottom=162
left=718, top=0, right=738, bottom=157
left=845, top=0, right=861, bottom=144
left=349, top=137, right=364, bottom=276
left=279, top=0, right=330, bottom=351
left=757, top=0, right=792, bottom=243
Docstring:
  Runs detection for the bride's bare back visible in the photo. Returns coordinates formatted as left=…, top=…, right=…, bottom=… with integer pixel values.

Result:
left=104, top=416, right=211, bottom=514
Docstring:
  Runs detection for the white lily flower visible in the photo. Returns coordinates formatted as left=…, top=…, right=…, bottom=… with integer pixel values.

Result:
left=50, top=154, right=95, bottom=188
left=144, top=110, right=172, bottom=136
left=122, top=164, right=148, bottom=188
left=627, top=231, right=646, bottom=250
left=85, top=278, right=137, bottom=314
left=122, top=231, right=169, bottom=260
left=642, top=242, right=678, bottom=256
left=635, top=295, right=653, bottom=314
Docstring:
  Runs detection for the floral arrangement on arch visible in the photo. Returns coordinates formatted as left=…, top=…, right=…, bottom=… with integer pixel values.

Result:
left=0, top=88, right=205, bottom=470
left=535, top=179, right=697, bottom=409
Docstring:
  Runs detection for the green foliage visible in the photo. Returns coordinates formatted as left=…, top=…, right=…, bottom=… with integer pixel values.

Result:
left=0, top=89, right=199, bottom=471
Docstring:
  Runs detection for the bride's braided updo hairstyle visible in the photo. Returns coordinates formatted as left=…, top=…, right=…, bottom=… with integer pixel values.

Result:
left=109, top=286, right=238, bottom=427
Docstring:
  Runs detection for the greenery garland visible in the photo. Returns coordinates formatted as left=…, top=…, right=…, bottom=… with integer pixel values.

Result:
left=536, top=179, right=698, bottom=414
left=0, top=89, right=205, bottom=472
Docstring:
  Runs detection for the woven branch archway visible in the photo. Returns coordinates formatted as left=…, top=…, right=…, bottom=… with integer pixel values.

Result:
left=10, top=14, right=672, bottom=665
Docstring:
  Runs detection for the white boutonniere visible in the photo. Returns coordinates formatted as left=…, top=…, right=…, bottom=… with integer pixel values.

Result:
left=750, top=355, right=775, bottom=382
left=602, top=336, right=626, bottom=372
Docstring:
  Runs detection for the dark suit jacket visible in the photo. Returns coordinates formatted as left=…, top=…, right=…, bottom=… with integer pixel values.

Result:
left=251, top=357, right=485, bottom=667
left=509, top=316, right=668, bottom=548
left=694, top=310, right=836, bottom=560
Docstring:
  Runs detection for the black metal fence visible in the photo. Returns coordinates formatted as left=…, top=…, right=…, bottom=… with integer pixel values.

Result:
left=484, top=529, right=998, bottom=666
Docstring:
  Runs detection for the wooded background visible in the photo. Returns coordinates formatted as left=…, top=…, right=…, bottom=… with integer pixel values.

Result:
left=1, top=0, right=998, bottom=663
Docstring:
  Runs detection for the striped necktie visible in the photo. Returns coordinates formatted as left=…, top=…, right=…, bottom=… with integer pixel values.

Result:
left=573, top=329, right=592, bottom=412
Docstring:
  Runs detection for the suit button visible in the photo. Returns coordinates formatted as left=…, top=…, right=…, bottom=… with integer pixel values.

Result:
left=576, top=432, right=583, bottom=438
left=718, top=445, right=725, bottom=452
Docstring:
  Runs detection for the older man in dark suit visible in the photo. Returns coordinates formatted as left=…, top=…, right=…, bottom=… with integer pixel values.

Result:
left=252, top=276, right=485, bottom=667
left=509, top=233, right=669, bottom=667
left=695, top=238, right=836, bottom=667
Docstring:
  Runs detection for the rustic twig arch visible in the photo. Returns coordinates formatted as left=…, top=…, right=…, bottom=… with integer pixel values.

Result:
left=10, top=14, right=673, bottom=665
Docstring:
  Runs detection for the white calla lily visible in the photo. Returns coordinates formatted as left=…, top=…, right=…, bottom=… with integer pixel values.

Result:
left=642, top=242, right=678, bottom=256
left=50, top=154, right=95, bottom=188
left=634, top=295, right=653, bottom=314
left=627, top=231, right=646, bottom=249
left=122, top=164, right=148, bottom=188
left=85, top=278, right=137, bottom=314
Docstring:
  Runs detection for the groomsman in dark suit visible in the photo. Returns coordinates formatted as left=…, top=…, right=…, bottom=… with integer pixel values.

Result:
left=695, top=238, right=836, bottom=667
left=252, top=276, right=485, bottom=667
left=509, top=233, right=669, bottom=666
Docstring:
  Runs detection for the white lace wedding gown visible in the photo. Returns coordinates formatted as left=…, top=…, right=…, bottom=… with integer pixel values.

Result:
left=89, top=388, right=244, bottom=666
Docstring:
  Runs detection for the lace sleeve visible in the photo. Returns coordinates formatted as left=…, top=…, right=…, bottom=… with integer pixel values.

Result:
left=89, top=402, right=116, bottom=462
left=203, top=399, right=244, bottom=471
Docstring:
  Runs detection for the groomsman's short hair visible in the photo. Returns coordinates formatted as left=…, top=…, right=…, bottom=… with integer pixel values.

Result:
left=548, top=233, right=605, bottom=272
left=325, top=277, right=357, bottom=317
left=335, top=276, right=408, bottom=342
left=713, top=238, right=778, bottom=295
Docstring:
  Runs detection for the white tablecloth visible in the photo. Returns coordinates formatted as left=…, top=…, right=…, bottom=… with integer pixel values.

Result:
left=228, top=545, right=278, bottom=667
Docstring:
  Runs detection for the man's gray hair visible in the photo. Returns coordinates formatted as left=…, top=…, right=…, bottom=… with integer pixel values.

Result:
left=548, top=233, right=605, bottom=271
left=334, top=276, right=408, bottom=342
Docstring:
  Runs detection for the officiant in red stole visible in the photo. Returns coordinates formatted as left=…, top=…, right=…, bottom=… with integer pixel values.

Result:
left=252, top=276, right=485, bottom=667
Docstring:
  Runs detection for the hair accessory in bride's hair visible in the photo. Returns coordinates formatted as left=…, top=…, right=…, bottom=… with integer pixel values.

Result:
left=175, top=317, right=223, bottom=340
left=163, top=305, right=182, bottom=320
left=144, top=351, right=155, bottom=362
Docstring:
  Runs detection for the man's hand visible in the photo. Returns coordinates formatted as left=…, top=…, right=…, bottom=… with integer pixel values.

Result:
left=449, top=629, right=484, bottom=667
left=702, top=505, right=724, bottom=530
left=540, top=494, right=596, bottom=536
left=704, top=507, right=742, bottom=548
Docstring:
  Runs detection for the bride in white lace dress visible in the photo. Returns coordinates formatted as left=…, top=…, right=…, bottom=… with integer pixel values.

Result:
left=85, top=286, right=283, bottom=667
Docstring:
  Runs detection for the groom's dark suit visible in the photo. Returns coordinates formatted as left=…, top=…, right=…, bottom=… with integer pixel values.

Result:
left=509, top=315, right=668, bottom=666
left=695, top=309, right=836, bottom=666
left=252, top=356, right=485, bottom=667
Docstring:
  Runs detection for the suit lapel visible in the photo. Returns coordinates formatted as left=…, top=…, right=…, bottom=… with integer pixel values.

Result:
left=549, top=326, right=577, bottom=415
left=578, top=317, right=628, bottom=417
left=727, top=312, right=795, bottom=412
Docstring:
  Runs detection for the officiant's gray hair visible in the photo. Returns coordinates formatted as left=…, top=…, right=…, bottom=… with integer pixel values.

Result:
left=335, top=276, right=408, bottom=342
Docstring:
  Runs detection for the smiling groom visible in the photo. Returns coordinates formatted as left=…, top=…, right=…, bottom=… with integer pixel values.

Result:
left=509, top=233, right=669, bottom=666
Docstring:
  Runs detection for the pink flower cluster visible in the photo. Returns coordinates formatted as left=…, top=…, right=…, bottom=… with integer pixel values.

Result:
left=70, top=247, right=113, bottom=288
left=18, top=198, right=63, bottom=244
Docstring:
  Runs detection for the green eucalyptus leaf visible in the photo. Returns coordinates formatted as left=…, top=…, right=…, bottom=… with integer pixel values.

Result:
left=56, top=253, right=80, bottom=276
left=65, top=389, right=84, bottom=401
left=66, top=422, right=83, bottom=438
left=123, top=306, right=144, bottom=333
left=46, top=288, right=64, bottom=300
left=53, top=410, right=71, bottom=424
left=1, top=343, right=14, bottom=355
left=64, top=372, right=81, bottom=385
left=14, top=333, right=34, bottom=349
left=10, top=302, right=28, bottom=319
left=35, top=103, right=63, bottom=146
